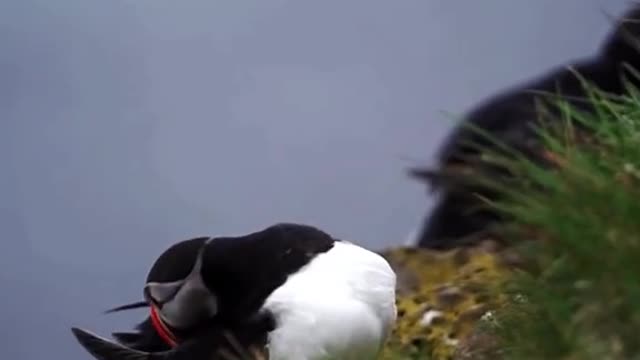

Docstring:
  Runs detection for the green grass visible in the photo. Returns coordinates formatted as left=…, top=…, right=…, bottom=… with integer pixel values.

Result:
left=472, top=70, right=640, bottom=360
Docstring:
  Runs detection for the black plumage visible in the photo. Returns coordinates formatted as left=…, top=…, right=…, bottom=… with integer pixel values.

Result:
left=412, top=6, right=640, bottom=249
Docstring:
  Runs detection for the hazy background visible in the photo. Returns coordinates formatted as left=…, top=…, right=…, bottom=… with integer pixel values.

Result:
left=0, top=0, right=633, bottom=358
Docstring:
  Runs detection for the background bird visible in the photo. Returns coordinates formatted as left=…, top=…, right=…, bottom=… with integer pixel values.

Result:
left=410, top=5, right=640, bottom=250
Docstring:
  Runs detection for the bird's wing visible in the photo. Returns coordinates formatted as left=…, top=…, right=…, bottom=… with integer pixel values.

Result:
left=71, top=327, right=157, bottom=360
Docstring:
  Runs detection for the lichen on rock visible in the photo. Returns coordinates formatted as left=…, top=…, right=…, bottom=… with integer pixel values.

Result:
left=379, top=240, right=512, bottom=359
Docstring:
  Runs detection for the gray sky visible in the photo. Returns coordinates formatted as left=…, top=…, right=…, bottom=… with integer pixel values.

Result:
left=0, top=0, right=633, bottom=358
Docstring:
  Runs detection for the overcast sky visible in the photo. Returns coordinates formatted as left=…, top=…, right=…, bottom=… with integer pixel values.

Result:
left=0, top=0, right=633, bottom=358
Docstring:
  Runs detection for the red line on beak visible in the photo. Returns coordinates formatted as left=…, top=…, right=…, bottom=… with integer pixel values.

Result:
left=150, top=305, right=179, bottom=348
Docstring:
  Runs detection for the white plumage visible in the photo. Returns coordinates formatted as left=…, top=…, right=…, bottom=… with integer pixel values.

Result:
left=263, top=240, right=397, bottom=360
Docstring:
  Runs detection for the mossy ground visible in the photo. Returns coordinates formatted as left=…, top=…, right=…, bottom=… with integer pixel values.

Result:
left=379, top=242, right=511, bottom=359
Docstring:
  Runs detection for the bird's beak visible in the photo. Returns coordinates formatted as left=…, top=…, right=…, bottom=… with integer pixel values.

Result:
left=103, top=300, right=149, bottom=314
left=102, top=280, right=185, bottom=315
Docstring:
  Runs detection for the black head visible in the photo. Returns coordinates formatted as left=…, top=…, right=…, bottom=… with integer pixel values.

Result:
left=103, top=237, right=217, bottom=334
left=143, top=237, right=218, bottom=330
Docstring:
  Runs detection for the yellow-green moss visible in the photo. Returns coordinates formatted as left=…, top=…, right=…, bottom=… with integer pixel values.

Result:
left=379, top=242, right=511, bottom=359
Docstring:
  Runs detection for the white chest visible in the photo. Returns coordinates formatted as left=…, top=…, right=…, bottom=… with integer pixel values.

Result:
left=262, top=241, right=397, bottom=360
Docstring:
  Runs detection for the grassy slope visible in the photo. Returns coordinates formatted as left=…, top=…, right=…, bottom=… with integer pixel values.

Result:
left=384, top=72, right=640, bottom=359
left=483, top=74, right=640, bottom=359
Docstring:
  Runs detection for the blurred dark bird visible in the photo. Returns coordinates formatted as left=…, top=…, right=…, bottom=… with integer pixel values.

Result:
left=411, top=5, right=640, bottom=249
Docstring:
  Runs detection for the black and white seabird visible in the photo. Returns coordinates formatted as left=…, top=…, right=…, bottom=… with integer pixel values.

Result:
left=72, top=223, right=397, bottom=360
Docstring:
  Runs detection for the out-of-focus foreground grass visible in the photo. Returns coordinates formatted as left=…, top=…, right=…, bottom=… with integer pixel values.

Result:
left=383, top=71, right=640, bottom=359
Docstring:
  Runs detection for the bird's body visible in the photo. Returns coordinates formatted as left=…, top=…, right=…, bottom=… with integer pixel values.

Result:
left=72, top=223, right=397, bottom=360
left=264, top=240, right=397, bottom=360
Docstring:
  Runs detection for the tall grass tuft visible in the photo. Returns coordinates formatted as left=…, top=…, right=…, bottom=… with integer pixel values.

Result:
left=476, top=68, right=640, bottom=360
